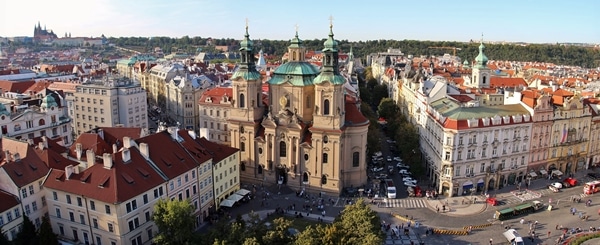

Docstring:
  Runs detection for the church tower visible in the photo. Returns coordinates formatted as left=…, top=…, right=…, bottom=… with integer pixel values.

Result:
left=471, top=37, right=491, bottom=88
left=228, top=22, right=264, bottom=182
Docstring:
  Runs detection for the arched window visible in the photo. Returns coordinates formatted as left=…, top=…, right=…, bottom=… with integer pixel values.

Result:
left=322, top=153, right=328, bottom=164
left=323, top=135, right=329, bottom=144
left=38, top=119, right=45, bottom=126
left=321, top=175, right=327, bottom=185
left=279, top=141, right=287, bottom=157
left=302, top=172, right=309, bottom=183
left=323, top=99, right=330, bottom=115
left=239, top=93, right=245, bottom=108
left=285, top=95, right=290, bottom=108
left=240, top=162, right=246, bottom=171
left=257, top=93, right=261, bottom=107
left=257, top=165, right=263, bottom=174
left=240, top=142, right=245, bottom=152
left=483, top=76, right=487, bottom=84
left=352, top=152, right=360, bottom=167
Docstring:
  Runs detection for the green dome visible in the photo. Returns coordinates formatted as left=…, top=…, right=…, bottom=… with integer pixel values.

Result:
left=239, top=26, right=253, bottom=51
left=474, top=42, right=488, bottom=68
left=288, top=31, right=303, bottom=49
left=41, top=94, right=58, bottom=109
left=323, top=25, right=338, bottom=52
left=268, top=62, right=320, bottom=86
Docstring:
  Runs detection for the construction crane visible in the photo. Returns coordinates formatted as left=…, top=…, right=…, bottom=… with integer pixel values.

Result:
left=428, top=47, right=462, bottom=56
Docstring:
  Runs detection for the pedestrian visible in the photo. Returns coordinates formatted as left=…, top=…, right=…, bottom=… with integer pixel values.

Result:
left=548, top=231, right=551, bottom=237
left=520, top=218, right=525, bottom=225
left=436, top=207, right=440, bottom=213
left=489, top=238, right=493, bottom=245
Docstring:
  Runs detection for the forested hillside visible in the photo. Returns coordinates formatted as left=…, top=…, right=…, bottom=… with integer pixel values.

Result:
left=108, top=36, right=600, bottom=68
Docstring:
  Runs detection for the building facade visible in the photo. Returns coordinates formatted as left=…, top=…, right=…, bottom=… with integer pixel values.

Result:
left=72, top=77, right=148, bottom=135
left=0, top=190, right=22, bottom=241
left=198, top=87, right=233, bottom=145
left=228, top=25, right=369, bottom=196
left=164, top=74, right=210, bottom=131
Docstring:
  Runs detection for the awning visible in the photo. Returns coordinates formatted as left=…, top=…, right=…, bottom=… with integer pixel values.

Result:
left=528, top=172, right=538, bottom=177
left=220, top=199, right=235, bottom=207
left=235, top=189, right=251, bottom=196
left=463, top=184, right=473, bottom=190
left=552, top=170, right=563, bottom=176
left=227, top=193, right=244, bottom=202
left=539, top=170, right=548, bottom=175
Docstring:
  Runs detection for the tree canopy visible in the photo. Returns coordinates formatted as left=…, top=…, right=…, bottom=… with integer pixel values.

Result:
left=37, top=216, right=58, bottom=245
left=152, top=199, right=196, bottom=245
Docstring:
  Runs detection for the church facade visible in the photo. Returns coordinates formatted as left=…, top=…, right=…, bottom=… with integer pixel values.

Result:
left=228, top=24, right=369, bottom=196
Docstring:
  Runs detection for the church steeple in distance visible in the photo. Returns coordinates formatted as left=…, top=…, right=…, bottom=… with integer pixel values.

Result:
left=322, top=16, right=339, bottom=74
left=474, top=33, right=489, bottom=69
left=239, top=18, right=256, bottom=70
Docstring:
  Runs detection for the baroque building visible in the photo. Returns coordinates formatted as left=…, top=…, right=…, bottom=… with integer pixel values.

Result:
left=228, top=24, right=369, bottom=195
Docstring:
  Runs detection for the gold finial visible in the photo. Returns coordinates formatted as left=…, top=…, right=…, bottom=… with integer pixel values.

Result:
left=295, top=24, right=299, bottom=33
left=245, top=18, right=249, bottom=32
left=329, top=15, right=334, bottom=28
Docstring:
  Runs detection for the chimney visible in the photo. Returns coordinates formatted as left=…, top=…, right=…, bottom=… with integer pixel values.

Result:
left=3, top=150, right=10, bottom=162
left=102, top=153, right=113, bottom=169
left=13, top=153, right=20, bottom=162
left=123, top=136, right=133, bottom=148
left=65, top=165, right=73, bottom=180
left=86, top=150, right=95, bottom=167
left=38, top=141, right=45, bottom=150
left=168, top=127, right=178, bottom=140
left=75, top=143, right=83, bottom=160
left=73, top=166, right=80, bottom=174
left=122, top=148, right=131, bottom=163
left=97, top=128, right=105, bottom=139
left=27, top=138, right=34, bottom=145
left=139, top=143, right=149, bottom=159
left=41, top=136, right=48, bottom=149
left=112, top=144, right=117, bottom=153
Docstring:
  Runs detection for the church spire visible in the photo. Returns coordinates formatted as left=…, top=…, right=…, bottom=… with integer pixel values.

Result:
left=232, top=18, right=260, bottom=81
left=322, top=16, right=339, bottom=74
left=474, top=33, right=488, bottom=69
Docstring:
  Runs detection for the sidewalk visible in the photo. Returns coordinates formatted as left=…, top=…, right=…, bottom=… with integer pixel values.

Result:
left=424, top=196, right=487, bottom=216
left=237, top=209, right=336, bottom=224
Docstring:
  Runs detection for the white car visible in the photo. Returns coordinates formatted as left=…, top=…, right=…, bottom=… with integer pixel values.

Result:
left=393, top=157, right=402, bottom=161
left=386, top=156, right=392, bottom=162
left=402, top=176, right=416, bottom=182
left=550, top=182, right=563, bottom=189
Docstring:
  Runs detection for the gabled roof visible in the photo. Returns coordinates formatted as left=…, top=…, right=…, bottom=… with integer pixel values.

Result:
left=0, top=190, right=20, bottom=213
left=135, top=131, right=200, bottom=179
left=490, top=77, right=527, bottom=88
left=98, top=127, right=144, bottom=146
left=0, top=138, right=51, bottom=187
left=198, top=87, right=233, bottom=106
left=70, top=133, right=112, bottom=157
left=45, top=148, right=165, bottom=204
left=344, top=95, right=369, bottom=127
left=195, top=137, right=239, bottom=163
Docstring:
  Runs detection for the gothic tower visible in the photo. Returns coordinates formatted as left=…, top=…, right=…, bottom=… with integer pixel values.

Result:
left=228, top=23, right=264, bottom=183
left=471, top=37, right=491, bottom=89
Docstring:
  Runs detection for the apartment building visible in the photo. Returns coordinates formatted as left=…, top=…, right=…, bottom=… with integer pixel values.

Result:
left=520, top=90, right=554, bottom=178
left=48, top=81, right=79, bottom=124
left=72, top=77, right=148, bottom=135
left=0, top=189, right=22, bottom=241
left=0, top=92, right=72, bottom=146
left=116, top=54, right=156, bottom=80
left=146, top=63, right=185, bottom=110
left=164, top=74, right=212, bottom=132
left=423, top=97, right=532, bottom=196
left=135, top=128, right=213, bottom=226
left=195, top=137, right=239, bottom=209
left=547, top=91, right=591, bottom=176
left=588, top=99, right=600, bottom=168
left=0, top=137, right=71, bottom=231
left=197, top=87, right=233, bottom=145
left=44, top=147, right=166, bottom=245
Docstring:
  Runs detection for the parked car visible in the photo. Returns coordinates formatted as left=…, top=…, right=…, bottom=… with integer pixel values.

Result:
left=550, top=182, right=563, bottom=189
left=386, top=156, right=392, bottom=162
left=393, top=157, right=402, bottom=161
left=404, top=182, right=417, bottom=187
left=562, top=177, right=578, bottom=188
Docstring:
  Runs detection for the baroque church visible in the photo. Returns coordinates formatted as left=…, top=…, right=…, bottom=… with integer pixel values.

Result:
left=227, top=23, right=369, bottom=195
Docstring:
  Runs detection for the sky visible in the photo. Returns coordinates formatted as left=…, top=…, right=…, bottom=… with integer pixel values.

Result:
left=1, top=0, right=599, bottom=44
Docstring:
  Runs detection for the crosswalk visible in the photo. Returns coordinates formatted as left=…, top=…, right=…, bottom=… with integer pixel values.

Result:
left=380, top=198, right=427, bottom=208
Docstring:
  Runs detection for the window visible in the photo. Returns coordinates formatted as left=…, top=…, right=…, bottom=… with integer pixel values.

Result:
left=480, top=163, right=486, bottom=173
left=108, top=223, right=114, bottom=232
left=323, top=99, right=330, bottom=115
left=77, top=197, right=82, bottom=207
left=25, top=204, right=30, bottom=215
left=6, top=211, right=12, bottom=222
left=66, top=195, right=72, bottom=204
left=454, top=166, right=461, bottom=177
left=29, top=185, right=34, bottom=195
left=145, top=211, right=151, bottom=222
left=14, top=208, right=20, bottom=218
left=128, top=218, right=140, bottom=232
left=322, top=153, right=328, bottom=164
left=240, top=142, right=245, bottom=152
left=143, top=194, right=148, bottom=204
left=80, top=214, right=85, bottom=224
left=90, top=201, right=95, bottom=210
left=69, top=212, right=74, bottom=222
left=32, top=201, right=37, bottom=211
left=55, top=208, right=61, bottom=218
left=105, top=205, right=111, bottom=214
left=93, top=218, right=98, bottom=228
left=21, top=188, right=28, bottom=198
left=239, top=94, right=245, bottom=108
left=279, top=141, right=287, bottom=157
left=96, top=236, right=102, bottom=245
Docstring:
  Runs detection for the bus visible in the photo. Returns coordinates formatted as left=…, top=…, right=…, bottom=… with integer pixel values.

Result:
left=583, top=180, right=600, bottom=195
left=495, top=201, right=544, bottom=220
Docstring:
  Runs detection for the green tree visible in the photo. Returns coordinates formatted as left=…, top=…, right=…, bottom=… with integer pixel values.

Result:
left=14, top=214, right=37, bottom=245
left=377, top=98, right=397, bottom=120
left=152, top=199, right=196, bottom=245
left=295, top=199, right=384, bottom=245
left=38, top=216, right=59, bottom=245
left=371, top=84, right=388, bottom=107
left=0, top=228, right=10, bottom=245
left=262, top=218, right=293, bottom=245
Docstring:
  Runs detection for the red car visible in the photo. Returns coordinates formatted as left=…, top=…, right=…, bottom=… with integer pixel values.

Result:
left=563, top=177, right=578, bottom=188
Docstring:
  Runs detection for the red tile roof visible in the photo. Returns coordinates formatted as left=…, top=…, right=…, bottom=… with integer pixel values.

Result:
left=449, top=94, right=474, bottom=103
left=0, top=138, right=51, bottom=187
left=490, top=77, right=527, bottom=88
left=45, top=148, right=166, bottom=204
left=70, top=133, right=113, bottom=157
left=0, top=80, right=36, bottom=93
left=0, top=190, right=20, bottom=213
left=98, top=127, right=145, bottom=146
left=344, top=95, right=369, bottom=127
left=135, top=131, right=201, bottom=179
left=195, top=137, right=239, bottom=163
left=198, top=87, right=233, bottom=107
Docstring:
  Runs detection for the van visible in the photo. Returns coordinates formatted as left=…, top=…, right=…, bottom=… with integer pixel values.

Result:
left=502, top=229, right=524, bottom=245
